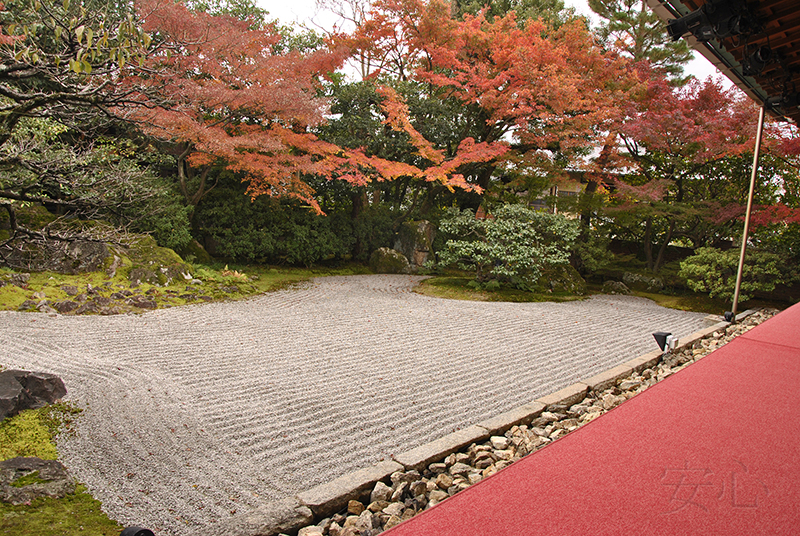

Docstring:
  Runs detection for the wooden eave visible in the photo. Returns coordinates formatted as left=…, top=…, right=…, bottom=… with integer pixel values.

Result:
left=646, top=0, right=800, bottom=124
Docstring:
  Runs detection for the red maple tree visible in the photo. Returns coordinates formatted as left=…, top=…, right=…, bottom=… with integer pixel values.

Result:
left=118, top=0, right=504, bottom=213
left=339, top=0, right=638, bottom=192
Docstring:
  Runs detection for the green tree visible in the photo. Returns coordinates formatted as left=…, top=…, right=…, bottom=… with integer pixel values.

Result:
left=588, top=0, right=693, bottom=84
left=0, top=0, right=151, bottom=147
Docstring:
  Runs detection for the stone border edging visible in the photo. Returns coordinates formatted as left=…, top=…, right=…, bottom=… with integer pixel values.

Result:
left=199, top=309, right=757, bottom=536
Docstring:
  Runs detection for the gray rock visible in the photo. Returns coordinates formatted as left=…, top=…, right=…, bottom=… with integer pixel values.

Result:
left=601, top=394, right=624, bottom=410
left=454, top=452, right=470, bottom=465
left=428, top=463, right=447, bottom=474
left=37, top=303, right=58, bottom=314
left=92, top=296, right=113, bottom=307
left=531, top=411, right=561, bottom=426
left=383, top=502, right=404, bottom=517
left=0, top=457, right=76, bottom=505
left=298, top=526, right=324, bottom=536
left=448, top=462, right=471, bottom=477
left=489, top=436, right=509, bottom=450
left=384, top=514, right=403, bottom=530
left=0, top=373, right=28, bottom=423
left=474, top=456, right=494, bottom=470
left=355, top=509, right=375, bottom=532
left=618, top=379, right=643, bottom=391
left=367, top=500, right=389, bottom=513
left=601, top=281, right=630, bottom=295
left=428, top=490, right=448, bottom=504
left=467, top=473, right=483, bottom=485
left=17, top=300, right=37, bottom=311
left=409, top=480, right=427, bottom=497
left=74, top=301, right=101, bottom=315
left=394, top=220, right=435, bottom=272
left=0, top=370, right=67, bottom=422
left=390, top=481, right=407, bottom=502
left=556, top=418, right=580, bottom=430
left=131, top=299, right=157, bottom=310
left=370, top=481, right=392, bottom=504
left=0, top=273, right=30, bottom=288
left=390, top=470, right=421, bottom=486
left=53, top=301, right=79, bottom=314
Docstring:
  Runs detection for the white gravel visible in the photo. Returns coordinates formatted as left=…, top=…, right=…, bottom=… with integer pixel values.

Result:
left=0, top=275, right=708, bottom=535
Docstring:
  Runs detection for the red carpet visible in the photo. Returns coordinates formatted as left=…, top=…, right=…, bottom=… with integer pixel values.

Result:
left=386, top=303, right=800, bottom=535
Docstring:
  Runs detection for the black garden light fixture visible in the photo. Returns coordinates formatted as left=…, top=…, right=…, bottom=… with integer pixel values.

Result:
left=653, top=332, right=677, bottom=354
left=120, top=527, right=155, bottom=536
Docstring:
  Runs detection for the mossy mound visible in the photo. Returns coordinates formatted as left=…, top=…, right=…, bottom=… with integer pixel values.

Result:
left=124, top=236, right=193, bottom=286
left=176, top=239, right=213, bottom=265
left=369, top=248, right=411, bottom=274
left=535, top=264, right=587, bottom=295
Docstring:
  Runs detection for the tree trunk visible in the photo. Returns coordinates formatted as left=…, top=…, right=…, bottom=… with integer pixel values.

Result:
left=580, top=180, right=598, bottom=228
left=4, top=204, right=17, bottom=233
left=653, top=222, right=674, bottom=274
left=644, top=216, right=654, bottom=272
left=351, top=188, right=370, bottom=259
left=176, top=145, right=217, bottom=216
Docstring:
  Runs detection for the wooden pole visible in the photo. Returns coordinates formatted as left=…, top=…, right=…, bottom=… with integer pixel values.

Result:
left=731, top=104, right=766, bottom=320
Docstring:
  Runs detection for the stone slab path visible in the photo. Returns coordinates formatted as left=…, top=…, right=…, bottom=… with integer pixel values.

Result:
left=0, top=275, right=708, bottom=535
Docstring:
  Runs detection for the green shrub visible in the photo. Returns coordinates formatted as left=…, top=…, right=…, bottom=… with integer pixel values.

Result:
left=679, top=246, right=793, bottom=302
left=196, top=190, right=355, bottom=266
left=434, top=205, right=580, bottom=290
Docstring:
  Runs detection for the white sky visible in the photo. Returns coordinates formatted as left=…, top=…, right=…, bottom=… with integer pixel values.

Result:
left=258, top=0, right=725, bottom=83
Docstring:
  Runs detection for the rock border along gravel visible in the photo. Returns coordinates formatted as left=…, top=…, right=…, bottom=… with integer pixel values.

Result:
left=197, top=308, right=773, bottom=536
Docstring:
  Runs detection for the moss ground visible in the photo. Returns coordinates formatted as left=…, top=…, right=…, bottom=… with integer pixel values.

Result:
left=0, top=262, right=371, bottom=313
left=0, top=406, right=123, bottom=535
left=415, top=276, right=586, bottom=303
left=0, top=484, right=122, bottom=536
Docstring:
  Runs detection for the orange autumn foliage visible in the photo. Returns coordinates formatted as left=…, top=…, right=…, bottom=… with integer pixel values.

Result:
left=122, top=0, right=501, bottom=211
left=338, top=0, right=640, bottom=190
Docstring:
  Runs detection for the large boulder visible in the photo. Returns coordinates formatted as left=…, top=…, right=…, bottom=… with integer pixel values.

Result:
left=602, top=280, right=631, bottom=295
left=0, top=457, right=77, bottom=505
left=394, top=220, right=435, bottom=272
left=369, top=248, right=411, bottom=275
left=622, top=271, right=664, bottom=291
left=1, top=239, right=113, bottom=274
left=0, top=370, right=67, bottom=422
left=536, top=264, right=587, bottom=295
